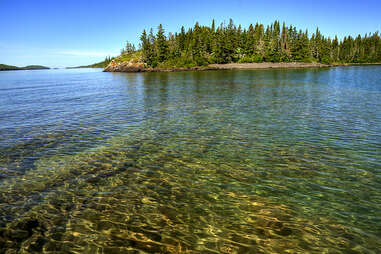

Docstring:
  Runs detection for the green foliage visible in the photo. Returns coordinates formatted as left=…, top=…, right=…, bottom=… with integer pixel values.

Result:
left=237, top=55, right=263, bottom=63
left=136, top=20, right=381, bottom=67
left=157, top=56, right=197, bottom=68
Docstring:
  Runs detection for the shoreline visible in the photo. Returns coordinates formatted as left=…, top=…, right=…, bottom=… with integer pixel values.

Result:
left=103, top=62, right=381, bottom=73
left=208, top=62, right=331, bottom=70
left=103, top=62, right=331, bottom=73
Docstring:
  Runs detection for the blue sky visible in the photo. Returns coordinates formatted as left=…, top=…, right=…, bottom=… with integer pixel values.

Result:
left=0, top=0, right=380, bottom=67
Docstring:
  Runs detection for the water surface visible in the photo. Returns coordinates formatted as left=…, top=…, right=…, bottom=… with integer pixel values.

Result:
left=0, top=67, right=380, bottom=253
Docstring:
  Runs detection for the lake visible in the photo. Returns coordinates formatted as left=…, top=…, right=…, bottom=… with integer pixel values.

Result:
left=0, top=67, right=380, bottom=253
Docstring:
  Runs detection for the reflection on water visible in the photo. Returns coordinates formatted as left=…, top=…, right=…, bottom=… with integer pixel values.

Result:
left=0, top=67, right=380, bottom=253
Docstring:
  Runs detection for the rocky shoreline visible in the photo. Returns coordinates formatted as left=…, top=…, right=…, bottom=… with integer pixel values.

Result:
left=103, top=61, right=331, bottom=73
left=103, top=61, right=216, bottom=72
left=209, top=62, right=331, bottom=69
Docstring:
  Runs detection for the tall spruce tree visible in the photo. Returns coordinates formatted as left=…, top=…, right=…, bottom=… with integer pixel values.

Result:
left=155, top=24, right=169, bottom=63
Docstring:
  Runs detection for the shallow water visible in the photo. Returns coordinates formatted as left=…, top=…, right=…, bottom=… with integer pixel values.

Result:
left=0, top=67, right=380, bottom=253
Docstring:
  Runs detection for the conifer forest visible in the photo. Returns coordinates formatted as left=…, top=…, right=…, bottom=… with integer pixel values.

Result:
left=135, top=19, right=381, bottom=68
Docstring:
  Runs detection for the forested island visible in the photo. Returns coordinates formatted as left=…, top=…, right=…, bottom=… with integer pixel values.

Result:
left=0, top=64, right=50, bottom=71
left=104, top=19, right=381, bottom=72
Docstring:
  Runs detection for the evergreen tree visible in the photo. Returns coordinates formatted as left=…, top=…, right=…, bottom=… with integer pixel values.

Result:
left=140, top=29, right=150, bottom=64
left=125, top=41, right=136, bottom=54
left=155, top=24, right=169, bottom=63
left=280, top=22, right=290, bottom=61
left=331, top=36, right=339, bottom=63
left=178, top=26, right=186, bottom=51
left=147, top=28, right=157, bottom=66
left=245, top=24, right=255, bottom=56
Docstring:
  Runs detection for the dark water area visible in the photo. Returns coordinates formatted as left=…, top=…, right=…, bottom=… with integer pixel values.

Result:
left=0, top=67, right=380, bottom=253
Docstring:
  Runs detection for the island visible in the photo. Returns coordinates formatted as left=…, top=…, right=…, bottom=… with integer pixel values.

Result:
left=104, top=19, right=381, bottom=72
left=0, top=64, right=50, bottom=71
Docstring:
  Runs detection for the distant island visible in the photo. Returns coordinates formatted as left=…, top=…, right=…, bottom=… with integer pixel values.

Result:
left=0, top=64, right=50, bottom=71
left=66, top=57, right=113, bottom=69
left=104, top=19, right=381, bottom=72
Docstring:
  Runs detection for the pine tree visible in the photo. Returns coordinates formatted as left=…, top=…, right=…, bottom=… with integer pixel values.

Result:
left=125, top=41, right=136, bottom=54
left=140, top=29, right=150, bottom=64
left=178, top=26, right=186, bottom=51
left=147, top=28, right=157, bottom=66
left=280, top=22, right=290, bottom=61
left=155, top=24, right=168, bottom=63
left=245, top=24, right=255, bottom=56
left=331, top=36, right=339, bottom=63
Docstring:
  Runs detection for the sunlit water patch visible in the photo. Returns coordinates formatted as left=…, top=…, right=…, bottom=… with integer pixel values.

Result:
left=0, top=67, right=380, bottom=253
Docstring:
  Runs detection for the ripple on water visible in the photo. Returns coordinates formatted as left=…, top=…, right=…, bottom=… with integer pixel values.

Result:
left=0, top=127, right=380, bottom=253
left=0, top=68, right=381, bottom=253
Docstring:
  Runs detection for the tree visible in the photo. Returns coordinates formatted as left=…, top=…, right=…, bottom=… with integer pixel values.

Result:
left=155, top=24, right=169, bottom=62
left=280, top=22, right=290, bottom=61
left=331, top=36, right=339, bottom=63
left=125, top=41, right=136, bottom=54
left=140, top=29, right=153, bottom=66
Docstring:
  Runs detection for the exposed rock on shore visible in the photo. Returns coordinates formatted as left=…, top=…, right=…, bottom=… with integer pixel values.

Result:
left=103, top=60, right=218, bottom=72
left=103, top=60, right=145, bottom=72
left=209, top=62, right=331, bottom=69
left=104, top=61, right=331, bottom=73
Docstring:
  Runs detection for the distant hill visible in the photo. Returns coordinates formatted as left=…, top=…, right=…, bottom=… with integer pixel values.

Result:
left=0, top=64, right=50, bottom=71
left=66, top=57, right=113, bottom=69
left=0, top=64, right=20, bottom=70
left=22, top=65, right=50, bottom=70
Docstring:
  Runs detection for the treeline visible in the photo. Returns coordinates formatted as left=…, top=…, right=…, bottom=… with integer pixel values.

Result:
left=135, top=19, right=381, bottom=68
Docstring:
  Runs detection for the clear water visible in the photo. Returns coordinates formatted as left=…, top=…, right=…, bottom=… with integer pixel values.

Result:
left=0, top=67, right=380, bottom=253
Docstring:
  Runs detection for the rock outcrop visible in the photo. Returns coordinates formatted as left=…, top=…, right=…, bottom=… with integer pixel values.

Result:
left=103, top=60, right=216, bottom=73
left=103, top=60, right=145, bottom=72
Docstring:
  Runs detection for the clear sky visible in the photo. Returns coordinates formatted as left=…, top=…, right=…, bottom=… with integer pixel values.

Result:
left=1, top=0, right=380, bottom=68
